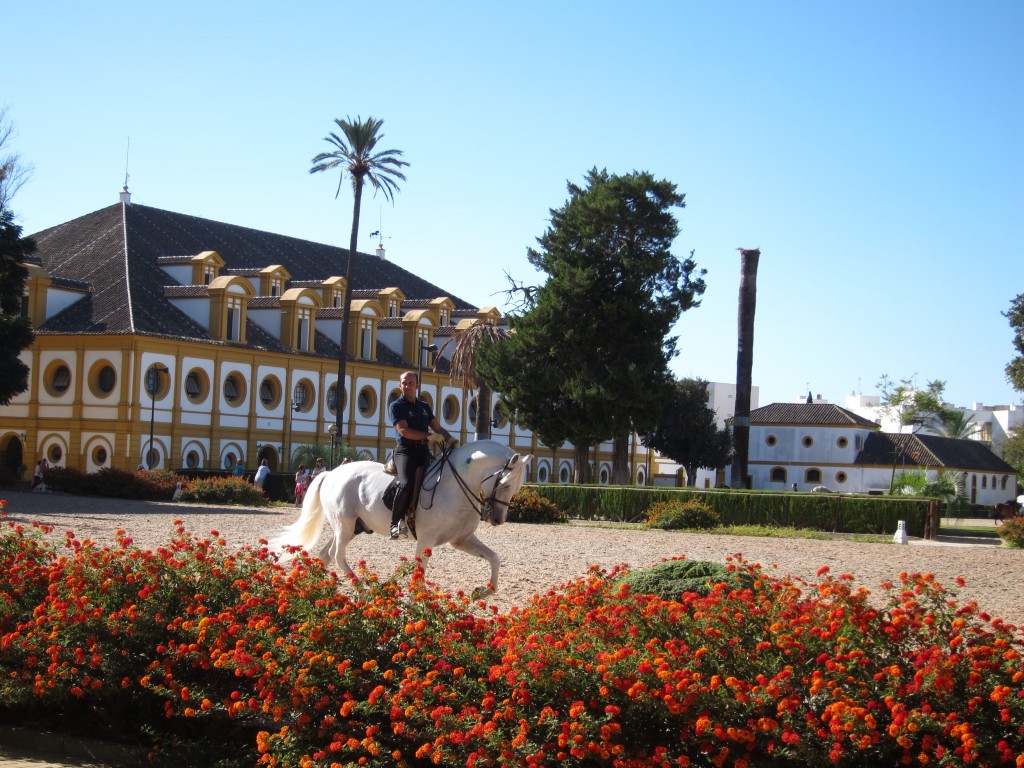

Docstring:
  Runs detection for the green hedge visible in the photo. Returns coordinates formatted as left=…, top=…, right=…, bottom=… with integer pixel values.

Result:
left=526, top=484, right=931, bottom=536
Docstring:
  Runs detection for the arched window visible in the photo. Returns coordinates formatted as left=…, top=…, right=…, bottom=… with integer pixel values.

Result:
left=805, top=468, right=822, bottom=483
left=770, top=466, right=787, bottom=483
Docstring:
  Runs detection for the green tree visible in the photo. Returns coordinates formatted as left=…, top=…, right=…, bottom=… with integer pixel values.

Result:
left=640, top=378, right=731, bottom=486
left=310, top=116, right=408, bottom=433
left=0, top=209, right=34, bottom=405
left=1003, top=430, right=1024, bottom=478
left=479, top=168, right=706, bottom=482
left=731, top=247, right=760, bottom=489
left=1005, top=292, right=1024, bottom=393
left=877, top=376, right=951, bottom=431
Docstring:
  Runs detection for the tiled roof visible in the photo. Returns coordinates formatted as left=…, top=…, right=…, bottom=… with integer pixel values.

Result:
left=248, top=297, right=281, bottom=309
left=750, top=403, right=879, bottom=429
left=28, top=202, right=478, bottom=366
left=378, top=318, right=405, bottom=329
left=855, top=432, right=1017, bottom=473
left=164, top=285, right=208, bottom=298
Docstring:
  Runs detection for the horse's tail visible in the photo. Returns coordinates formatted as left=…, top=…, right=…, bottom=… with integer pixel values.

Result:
left=270, top=472, right=328, bottom=556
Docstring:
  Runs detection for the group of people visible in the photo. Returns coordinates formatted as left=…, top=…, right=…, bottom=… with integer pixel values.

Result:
left=293, top=457, right=326, bottom=506
left=32, top=458, right=48, bottom=491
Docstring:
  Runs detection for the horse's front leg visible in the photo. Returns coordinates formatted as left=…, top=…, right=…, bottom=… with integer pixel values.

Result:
left=445, top=533, right=501, bottom=599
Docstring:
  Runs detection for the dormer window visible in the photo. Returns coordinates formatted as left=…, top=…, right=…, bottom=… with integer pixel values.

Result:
left=360, top=318, right=373, bottom=358
left=271, top=280, right=282, bottom=297
left=390, top=300, right=399, bottom=317
left=204, top=266, right=215, bottom=285
left=226, top=298, right=242, bottom=341
left=297, top=309, right=311, bottom=351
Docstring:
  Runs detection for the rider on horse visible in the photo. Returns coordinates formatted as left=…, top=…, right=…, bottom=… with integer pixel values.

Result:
left=388, top=371, right=454, bottom=539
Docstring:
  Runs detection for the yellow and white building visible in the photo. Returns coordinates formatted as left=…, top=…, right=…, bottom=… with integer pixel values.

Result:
left=1, top=191, right=654, bottom=483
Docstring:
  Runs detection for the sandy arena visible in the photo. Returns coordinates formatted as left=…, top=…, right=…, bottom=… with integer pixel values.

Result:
left=2, top=489, right=1022, bottom=628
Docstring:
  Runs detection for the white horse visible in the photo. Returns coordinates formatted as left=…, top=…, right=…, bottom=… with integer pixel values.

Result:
left=272, top=440, right=533, bottom=597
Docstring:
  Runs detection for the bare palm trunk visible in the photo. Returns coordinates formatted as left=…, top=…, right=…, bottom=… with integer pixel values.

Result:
left=476, top=383, right=492, bottom=440
left=731, top=248, right=760, bottom=490
left=335, top=178, right=364, bottom=436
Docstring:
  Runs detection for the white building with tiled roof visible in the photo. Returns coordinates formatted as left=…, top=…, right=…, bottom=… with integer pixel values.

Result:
left=748, top=402, right=1018, bottom=503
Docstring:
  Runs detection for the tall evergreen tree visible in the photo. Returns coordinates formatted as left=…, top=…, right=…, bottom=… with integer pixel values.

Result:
left=0, top=209, right=34, bottom=405
left=641, top=378, right=732, bottom=486
left=310, top=116, right=408, bottom=432
left=1005, top=292, right=1024, bottom=393
left=479, top=168, right=706, bottom=482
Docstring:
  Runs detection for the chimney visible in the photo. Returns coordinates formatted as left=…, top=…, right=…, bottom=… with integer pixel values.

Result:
left=119, top=185, right=131, bottom=204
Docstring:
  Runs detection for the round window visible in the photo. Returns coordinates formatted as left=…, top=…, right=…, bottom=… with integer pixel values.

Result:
left=802, top=436, right=814, bottom=448
left=47, top=444, right=63, bottom=463
left=538, top=464, right=549, bottom=483
left=358, top=386, right=377, bottom=418
left=442, top=395, right=459, bottom=423
left=765, top=435, right=777, bottom=446
left=835, top=471, right=848, bottom=484
left=558, top=464, right=570, bottom=483
left=185, top=370, right=209, bottom=403
left=293, top=380, right=313, bottom=412
left=186, top=450, right=200, bottom=469
left=260, top=376, right=281, bottom=408
left=224, top=453, right=236, bottom=470
left=837, top=436, right=849, bottom=449
left=87, top=363, right=117, bottom=397
left=46, top=363, right=72, bottom=397
left=92, top=446, right=108, bottom=465
left=223, top=373, right=246, bottom=406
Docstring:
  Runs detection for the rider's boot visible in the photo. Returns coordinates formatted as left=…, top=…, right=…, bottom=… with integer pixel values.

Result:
left=389, top=487, right=410, bottom=539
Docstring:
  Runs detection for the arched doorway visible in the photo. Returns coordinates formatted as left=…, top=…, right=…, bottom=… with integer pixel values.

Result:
left=2, top=435, right=25, bottom=482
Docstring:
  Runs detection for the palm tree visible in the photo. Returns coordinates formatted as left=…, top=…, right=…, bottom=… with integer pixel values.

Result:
left=730, top=248, right=760, bottom=489
left=932, top=409, right=980, bottom=440
left=446, top=321, right=508, bottom=440
left=310, top=116, right=409, bottom=435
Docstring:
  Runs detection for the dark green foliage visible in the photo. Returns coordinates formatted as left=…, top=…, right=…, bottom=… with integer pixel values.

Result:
left=478, top=169, right=706, bottom=453
left=0, top=209, right=34, bottom=406
left=41, top=466, right=182, bottom=501
left=619, top=558, right=750, bottom=600
left=1007, top=292, right=1024, bottom=393
left=640, top=378, right=732, bottom=485
left=506, top=486, right=569, bottom=524
left=644, top=499, right=720, bottom=530
left=526, top=484, right=932, bottom=536
left=175, top=476, right=269, bottom=506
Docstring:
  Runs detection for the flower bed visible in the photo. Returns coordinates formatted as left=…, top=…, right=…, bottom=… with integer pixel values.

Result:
left=1, top=498, right=1022, bottom=767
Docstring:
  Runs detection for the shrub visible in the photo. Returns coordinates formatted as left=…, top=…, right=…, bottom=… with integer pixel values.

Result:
left=41, top=466, right=184, bottom=501
left=507, top=486, right=569, bottom=524
left=0, top=467, right=20, bottom=488
left=996, top=516, right=1024, bottom=548
left=645, top=498, right=720, bottom=530
left=36, top=465, right=88, bottom=494
left=175, top=476, right=269, bottom=506
left=618, top=557, right=750, bottom=599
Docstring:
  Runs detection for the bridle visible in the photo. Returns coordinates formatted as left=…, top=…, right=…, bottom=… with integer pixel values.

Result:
left=420, top=445, right=519, bottom=521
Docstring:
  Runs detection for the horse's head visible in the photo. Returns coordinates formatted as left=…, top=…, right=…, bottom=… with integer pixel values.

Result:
left=482, top=450, right=533, bottom=526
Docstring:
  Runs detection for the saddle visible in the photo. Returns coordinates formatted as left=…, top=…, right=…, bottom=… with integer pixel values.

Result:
left=377, top=466, right=424, bottom=539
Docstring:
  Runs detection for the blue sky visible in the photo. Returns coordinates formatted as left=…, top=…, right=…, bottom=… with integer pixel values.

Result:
left=5, top=1, right=1022, bottom=409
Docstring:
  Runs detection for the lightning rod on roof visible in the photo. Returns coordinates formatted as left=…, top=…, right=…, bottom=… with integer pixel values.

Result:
left=124, top=136, right=130, bottom=189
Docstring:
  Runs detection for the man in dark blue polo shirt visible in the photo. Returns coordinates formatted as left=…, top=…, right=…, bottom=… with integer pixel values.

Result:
left=388, top=370, right=453, bottom=538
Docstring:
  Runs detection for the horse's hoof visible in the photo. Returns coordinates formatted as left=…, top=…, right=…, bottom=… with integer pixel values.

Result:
left=471, top=586, right=493, bottom=601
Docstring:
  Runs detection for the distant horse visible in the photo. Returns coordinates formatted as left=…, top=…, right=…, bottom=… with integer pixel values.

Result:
left=992, top=499, right=1022, bottom=523
left=272, top=440, right=532, bottom=597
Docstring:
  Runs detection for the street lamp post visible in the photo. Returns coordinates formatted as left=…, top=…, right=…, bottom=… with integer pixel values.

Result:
left=146, top=364, right=169, bottom=469
left=328, top=423, right=339, bottom=468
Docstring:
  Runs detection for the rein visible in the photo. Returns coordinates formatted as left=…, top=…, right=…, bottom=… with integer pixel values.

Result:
left=420, top=446, right=516, bottom=521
